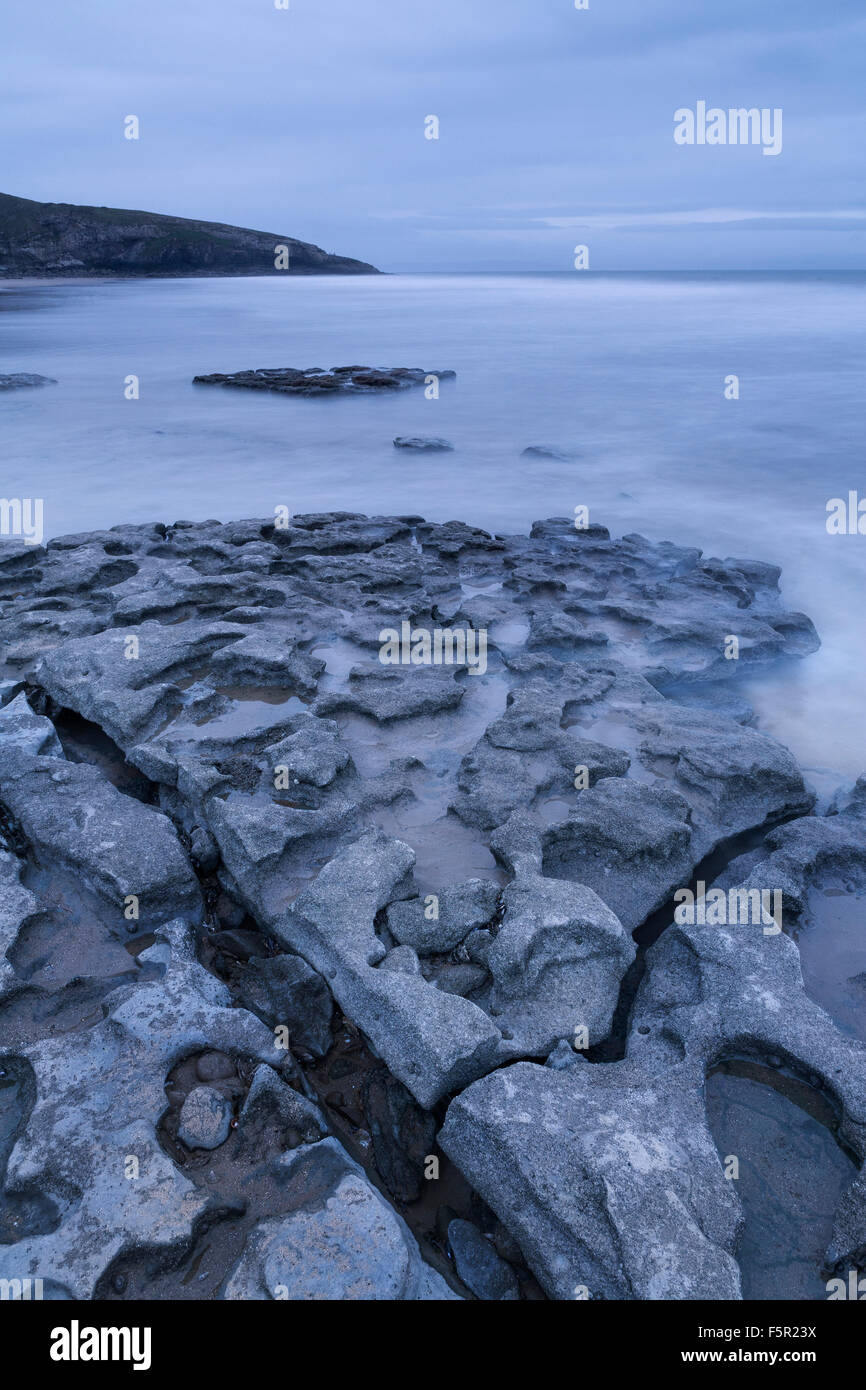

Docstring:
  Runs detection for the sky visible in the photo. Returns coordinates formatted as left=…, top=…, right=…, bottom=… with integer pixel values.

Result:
left=2, top=0, right=865, bottom=272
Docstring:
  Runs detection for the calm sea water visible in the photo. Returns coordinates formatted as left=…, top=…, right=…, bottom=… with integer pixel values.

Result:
left=1, top=272, right=864, bottom=778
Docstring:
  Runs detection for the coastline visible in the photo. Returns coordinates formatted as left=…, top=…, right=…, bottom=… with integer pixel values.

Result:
left=0, top=275, right=129, bottom=287
left=0, top=270, right=384, bottom=287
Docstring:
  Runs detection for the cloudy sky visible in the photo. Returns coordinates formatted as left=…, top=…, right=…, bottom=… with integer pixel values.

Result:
left=3, top=0, right=865, bottom=271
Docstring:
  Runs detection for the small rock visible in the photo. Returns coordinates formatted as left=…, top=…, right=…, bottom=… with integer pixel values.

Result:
left=177, top=1086, right=233, bottom=1150
left=387, top=879, right=500, bottom=955
left=195, top=1051, right=236, bottom=1082
left=233, top=952, right=333, bottom=1057
left=362, top=1068, right=436, bottom=1204
left=380, top=945, right=422, bottom=975
left=521, top=445, right=580, bottom=461
left=435, top=963, right=489, bottom=997
left=236, top=1064, right=326, bottom=1155
left=492, top=1220, right=525, bottom=1267
left=448, top=1218, right=519, bottom=1300
left=545, top=1038, right=584, bottom=1070
left=190, top=826, right=220, bottom=873
left=463, top=928, right=495, bottom=966
left=393, top=436, right=454, bottom=452
left=210, top=927, right=268, bottom=960
left=215, top=892, right=248, bottom=929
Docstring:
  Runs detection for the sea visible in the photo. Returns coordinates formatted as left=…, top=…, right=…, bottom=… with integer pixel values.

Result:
left=1, top=270, right=864, bottom=779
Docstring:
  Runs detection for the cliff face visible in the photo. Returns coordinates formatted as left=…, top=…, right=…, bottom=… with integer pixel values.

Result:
left=0, top=192, right=379, bottom=277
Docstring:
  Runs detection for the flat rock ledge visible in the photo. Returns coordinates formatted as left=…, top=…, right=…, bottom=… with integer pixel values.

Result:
left=193, top=366, right=456, bottom=396
left=0, top=508, right=863, bottom=1301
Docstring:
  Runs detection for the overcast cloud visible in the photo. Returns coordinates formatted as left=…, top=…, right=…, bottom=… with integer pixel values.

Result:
left=2, top=0, right=864, bottom=270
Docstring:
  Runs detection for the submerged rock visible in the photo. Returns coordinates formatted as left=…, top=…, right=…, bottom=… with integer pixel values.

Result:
left=393, top=436, right=455, bottom=451
left=194, top=367, right=455, bottom=397
left=521, top=445, right=580, bottom=461
left=0, top=372, right=57, bottom=390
